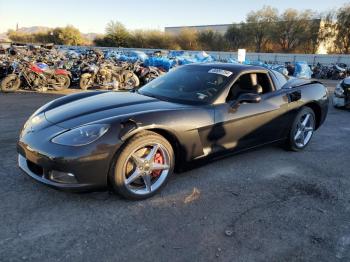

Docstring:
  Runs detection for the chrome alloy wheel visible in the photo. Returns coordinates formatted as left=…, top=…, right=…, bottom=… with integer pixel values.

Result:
left=123, top=143, right=170, bottom=195
left=294, top=113, right=314, bottom=148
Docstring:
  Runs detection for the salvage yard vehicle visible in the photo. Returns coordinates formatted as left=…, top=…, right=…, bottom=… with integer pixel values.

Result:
left=333, top=77, right=350, bottom=109
left=132, top=61, right=166, bottom=85
left=79, top=62, right=140, bottom=90
left=1, top=60, right=71, bottom=92
left=17, top=64, right=329, bottom=200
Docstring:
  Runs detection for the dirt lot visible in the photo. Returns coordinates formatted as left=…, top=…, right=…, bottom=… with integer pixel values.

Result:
left=0, top=80, right=349, bottom=262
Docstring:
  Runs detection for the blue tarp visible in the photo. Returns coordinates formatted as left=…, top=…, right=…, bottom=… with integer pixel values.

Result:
left=170, top=51, right=215, bottom=66
left=293, top=61, right=312, bottom=79
left=144, top=57, right=176, bottom=71
left=168, top=50, right=186, bottom=57
left=128, top=51, right=148, bottom=62
left=225, top=58, right=240, bottom=64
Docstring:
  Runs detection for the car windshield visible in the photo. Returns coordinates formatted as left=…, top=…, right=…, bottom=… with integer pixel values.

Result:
left=138, top=65, right=234, bottom=104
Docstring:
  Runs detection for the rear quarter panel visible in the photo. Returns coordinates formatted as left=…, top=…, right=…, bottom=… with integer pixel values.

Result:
left=283, top=82, right=329, bottom=133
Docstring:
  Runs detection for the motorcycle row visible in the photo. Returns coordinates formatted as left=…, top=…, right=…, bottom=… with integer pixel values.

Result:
left=1, top=45, right=350, bottom=93
left=311, top=63, right=350, bottom=80
left=0, top=46, right=165, bottom=93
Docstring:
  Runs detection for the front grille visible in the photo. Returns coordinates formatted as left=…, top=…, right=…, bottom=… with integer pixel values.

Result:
left=26, top=160, right=44, bottom=177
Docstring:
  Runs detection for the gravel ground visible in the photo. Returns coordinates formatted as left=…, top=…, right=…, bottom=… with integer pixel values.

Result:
left=0, top=80, right=349, bottom=262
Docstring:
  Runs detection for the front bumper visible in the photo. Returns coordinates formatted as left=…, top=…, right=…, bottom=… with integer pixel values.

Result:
left=17, top=125, right=122, bottom=192
left=18, top=154, right=96, bottom=192
left=332, top=94, right=346, bottom=108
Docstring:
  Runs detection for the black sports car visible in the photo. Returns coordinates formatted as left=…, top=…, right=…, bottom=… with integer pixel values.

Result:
left=18, top=64, right=329, bottom=199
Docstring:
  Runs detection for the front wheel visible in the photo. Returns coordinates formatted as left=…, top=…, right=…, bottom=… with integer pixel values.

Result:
left=286, top=107, right=315, bottom=151
left=53, top=75, right=70, bottom=91
left=1, top=74, right=21, bottom=92
left=79, top=73, right=93, bottom=90
left=109, top=131, right=174, bottom=200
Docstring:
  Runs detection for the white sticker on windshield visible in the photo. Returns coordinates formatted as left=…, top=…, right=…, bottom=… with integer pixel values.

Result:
left=208, top=69, right=233, bottom=77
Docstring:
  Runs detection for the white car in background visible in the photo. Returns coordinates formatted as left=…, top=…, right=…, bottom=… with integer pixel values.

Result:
left=333, top=77, right=350, bottom=108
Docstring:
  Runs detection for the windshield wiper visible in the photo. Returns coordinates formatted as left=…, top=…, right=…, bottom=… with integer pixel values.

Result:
left=142, top=93, right=160, bottom=99
left=129, top=88, right=139, bottom=94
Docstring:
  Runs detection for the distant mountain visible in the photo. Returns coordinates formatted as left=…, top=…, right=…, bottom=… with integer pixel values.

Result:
left=15, top=26, right=51, bottom=34
left=83, top=33, right=100, bottom=41
left=0, top=32, right=9, bottom=42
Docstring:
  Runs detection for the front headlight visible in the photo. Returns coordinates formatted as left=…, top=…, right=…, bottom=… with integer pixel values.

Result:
left=334, top=83, right=344, bottom=98
left=23, top=114, right=44, bottom=129
left=51, top=124, right=109, bottom=146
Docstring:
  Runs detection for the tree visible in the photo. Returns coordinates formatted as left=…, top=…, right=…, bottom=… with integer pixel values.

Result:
left=105, top=21, right=130, bottom=47
left=333, top=5, right=350, bottom=53
left=7, top=30, right=36, bottom=43
left=51, top=26, right=84, bottom=45
left=129, top=30, right=147, bottom=48
left=7, top=26, right=85, bottom=45
left=95, top=21, right=130, bottom=47
left=198, top=30, right=228, bottom=51
left=141, top=30, right=175, bottom=49
left=245, top=6, right=278, bottom=52
left=225, top=23, right=252, bottom=51
left=298, top=18, right=322, bottom=54
left=176, top=29, right=199, bottom=50
left=274, top=9, right=314, bottom=53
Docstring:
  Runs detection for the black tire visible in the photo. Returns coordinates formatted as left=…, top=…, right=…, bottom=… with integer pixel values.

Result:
left=53, top=75, right=70, bottom=91
left=79, top=73, right=92, bottom=90
left=109, top=131, right=174, bottom=200
left=286, top=107, right=316, bottom=152
left=122, top=73, right=140, bottom=90
left=1, top=74, right=20, bottom=92
left=145, top=73, right=158, bottom=84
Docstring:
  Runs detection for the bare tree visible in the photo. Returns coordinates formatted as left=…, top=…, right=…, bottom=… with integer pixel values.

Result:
left=274, top=9, right=314, bottom=52
left=245, top=6, right=278, bottom=52
left=225, top=23, right=252, bottom=51
left=334, top=5, right=350, bottom=53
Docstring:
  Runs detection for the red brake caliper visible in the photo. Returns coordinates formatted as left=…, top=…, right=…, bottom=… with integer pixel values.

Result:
left=151, top=151, right=163, bottom=178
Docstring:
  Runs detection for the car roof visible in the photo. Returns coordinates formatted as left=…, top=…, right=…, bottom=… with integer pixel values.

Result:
left=183, top=63, right=267, bottom=74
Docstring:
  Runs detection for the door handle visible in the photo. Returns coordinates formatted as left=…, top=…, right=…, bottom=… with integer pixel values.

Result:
left=287, top=90, right=301, bottom=102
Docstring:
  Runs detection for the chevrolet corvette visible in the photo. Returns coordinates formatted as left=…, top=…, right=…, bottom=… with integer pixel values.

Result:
left=18, top=64, right=329, bottom=199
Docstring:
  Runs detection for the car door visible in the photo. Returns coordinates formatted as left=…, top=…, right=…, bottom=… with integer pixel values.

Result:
left=208, top=72, right=290, bottom=153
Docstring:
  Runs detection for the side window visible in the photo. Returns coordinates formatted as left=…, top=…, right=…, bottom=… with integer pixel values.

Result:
left=256, top=73, right=273, bottom=93
left=226, top=72, right=273, bottom=102
left=270, top=70, right=288, bottom=89
left=226, top=73, right=252, bottom=101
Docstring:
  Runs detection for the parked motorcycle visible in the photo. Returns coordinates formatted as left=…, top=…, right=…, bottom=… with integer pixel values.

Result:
left=0, top=60, right=71, bottom=92
left=132, top=62, right=165, bottom=85
left=79, top=62, right=140, bottom=90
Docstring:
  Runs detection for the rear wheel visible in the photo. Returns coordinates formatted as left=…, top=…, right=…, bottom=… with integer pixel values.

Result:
left=109, top=131, right=174, bottom=200
left=79, top=73, right=93, bottom=90
left=145, top=73, right=158, bottom=84
left=53, top=75, right=70, bottom=91
left=286, top=107, right=315, bottom=151
left=123, top=73, right=140, bottom=90
left=1, top=74, right=20, bottom=92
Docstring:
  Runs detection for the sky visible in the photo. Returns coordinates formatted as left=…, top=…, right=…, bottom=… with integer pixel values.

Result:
left=0, top=0, right=349, bottom=34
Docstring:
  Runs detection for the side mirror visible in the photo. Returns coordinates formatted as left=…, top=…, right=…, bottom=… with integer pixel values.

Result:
left=230, top=93, right=261, bottom=108
left=237, top=93, right=261, bottom=104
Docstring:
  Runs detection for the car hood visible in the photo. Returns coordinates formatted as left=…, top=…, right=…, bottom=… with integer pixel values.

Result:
left=44, top=92, right=186, bottom=129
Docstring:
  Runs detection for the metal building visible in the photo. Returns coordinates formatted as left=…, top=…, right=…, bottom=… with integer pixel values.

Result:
left=165, top=24, right=231, bottom=35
